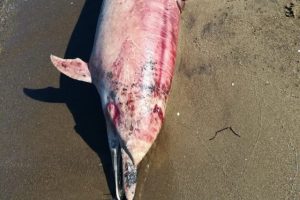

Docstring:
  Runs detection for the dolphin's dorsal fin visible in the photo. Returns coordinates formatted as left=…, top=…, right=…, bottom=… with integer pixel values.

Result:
left=50, top=55, right=92, bottom=83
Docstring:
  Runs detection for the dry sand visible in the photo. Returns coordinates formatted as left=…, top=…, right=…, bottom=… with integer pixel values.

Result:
left=0, top=0, right=299, bottom=199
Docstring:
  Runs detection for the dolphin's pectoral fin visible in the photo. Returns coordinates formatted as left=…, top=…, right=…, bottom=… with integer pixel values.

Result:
left=50, top=55, right=92, bottom=83
left=121, top=148, right=137, bottom=200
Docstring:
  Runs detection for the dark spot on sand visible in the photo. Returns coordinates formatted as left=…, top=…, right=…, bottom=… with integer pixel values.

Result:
left=182, top=63, right=214, bottom=78
left=202, top=22, right=213, bottom=37
left=201, top=12, right=231, bottom=39
left=285, top=3, right=295, bottom=17
left=186, top=14, right=196, bottom=30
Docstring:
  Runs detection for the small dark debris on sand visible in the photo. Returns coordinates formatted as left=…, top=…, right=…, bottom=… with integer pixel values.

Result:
left=285, top=1, right=300, bottom=18
left=285, top=3, right=295, bottom=17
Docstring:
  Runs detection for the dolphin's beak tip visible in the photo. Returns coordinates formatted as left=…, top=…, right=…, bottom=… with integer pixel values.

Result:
left=125, top=186, right=136, bottom=200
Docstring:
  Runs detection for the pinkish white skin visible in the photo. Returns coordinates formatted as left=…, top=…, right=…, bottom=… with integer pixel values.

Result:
left=51, top=0, right=182, bottom=199
left=177, top=0, right=187, bottom=13
left=50, top=56, right=91, bottom=83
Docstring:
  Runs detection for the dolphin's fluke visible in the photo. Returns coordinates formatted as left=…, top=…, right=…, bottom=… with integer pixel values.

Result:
left=50, top=55, right=92, bottom=83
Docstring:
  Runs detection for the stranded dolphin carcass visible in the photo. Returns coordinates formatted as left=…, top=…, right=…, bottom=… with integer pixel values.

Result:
left=50, top=0, right=185, bottom=199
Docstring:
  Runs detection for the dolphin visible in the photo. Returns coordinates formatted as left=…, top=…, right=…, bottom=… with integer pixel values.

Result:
left=50, top=0, right=185, bottom=199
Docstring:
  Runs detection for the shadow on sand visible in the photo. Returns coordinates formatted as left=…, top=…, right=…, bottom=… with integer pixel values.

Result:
left=23, top=0, right=115, bottom=198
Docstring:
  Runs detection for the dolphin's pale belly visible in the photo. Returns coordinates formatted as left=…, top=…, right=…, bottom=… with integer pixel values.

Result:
left=90, top=0, right=180, bottom=166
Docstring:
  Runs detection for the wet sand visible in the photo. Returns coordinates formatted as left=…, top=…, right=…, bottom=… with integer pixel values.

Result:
left=0, top=0, right=299, bottom=199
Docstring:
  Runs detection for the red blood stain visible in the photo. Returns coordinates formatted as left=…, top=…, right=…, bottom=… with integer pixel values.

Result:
left=111, top=54, right=124, bottom=80
left=126, top=99, right=134, bottom=106
left=126, top=93, right=134, bottom=107
left=71, top=61, right=81, bottom=67
left=137, top=131, right=155, bottom=143
left=153, top=104, right=164, bottom=122
left=61, top=62, right=67, bottom=68
left=128, top=104, right=135, bottom=112
left=107, top=103, right=120, bottom=124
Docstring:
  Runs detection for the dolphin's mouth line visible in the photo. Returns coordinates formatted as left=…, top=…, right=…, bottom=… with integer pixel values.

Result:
left=111, top=145, right=124, bottom=200
left=119, top=138, right=135, bottom=165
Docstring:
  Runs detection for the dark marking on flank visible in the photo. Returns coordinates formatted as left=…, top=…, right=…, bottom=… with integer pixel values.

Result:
left=106, top=71, right=113, bottom=79
left=148, top=84, right=156, bottom=93
left=124, top=160, right=137, bottom=187
left=131, top=83, right=137, bottom=88
left=109, top=91, right=116, bottom=99
left=129, top=124, right=134, bottom=131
